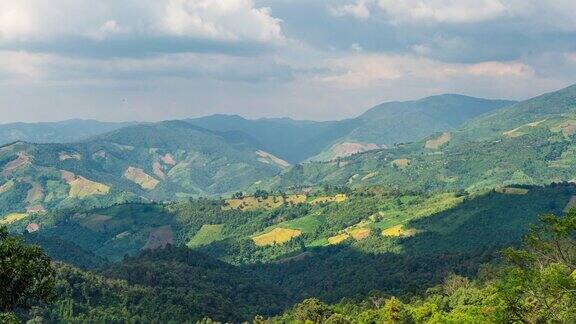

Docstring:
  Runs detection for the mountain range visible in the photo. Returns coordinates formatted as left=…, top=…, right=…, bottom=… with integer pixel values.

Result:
left=0, top=94, right=514, bottom=215
left=4, top=83, right=576, bottom=322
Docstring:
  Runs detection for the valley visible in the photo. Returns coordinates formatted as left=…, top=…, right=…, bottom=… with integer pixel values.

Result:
left=2, top=85, right=576, bottom=322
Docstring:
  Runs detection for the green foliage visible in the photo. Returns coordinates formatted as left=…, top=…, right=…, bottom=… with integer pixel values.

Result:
left=0, top=226, right=55, bottom=318
left=270, top=211, right=576, bottom=323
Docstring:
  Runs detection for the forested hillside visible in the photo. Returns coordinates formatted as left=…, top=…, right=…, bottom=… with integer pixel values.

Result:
left=263, top=84, right=576, bottom=193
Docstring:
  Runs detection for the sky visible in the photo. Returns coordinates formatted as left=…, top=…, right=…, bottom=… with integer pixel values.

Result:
left=1, top=0, right=576, bottom=123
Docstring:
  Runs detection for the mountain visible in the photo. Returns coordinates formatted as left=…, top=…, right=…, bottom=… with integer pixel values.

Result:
left=187, top=95, right=514, bottom=163
left=0, top=121, right=289, bottom=215
left=260, top=84, right=576, bottom=193
left=0, top=119, right=136, bottom=145
left=308, top=94, right=515, bottom=161
left=186, top=114, right=357, bottom=163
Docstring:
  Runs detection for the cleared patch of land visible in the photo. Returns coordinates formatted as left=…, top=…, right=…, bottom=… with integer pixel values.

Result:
left=255, top=150, right=290, bottom=168
left=392, top=159, right=410, bottom=169
left=143, top=226, right=174, bottom=250
left=274, top=252, right=313, bottom=264
left=327, top=142, right=379, bottom=160
left=223, top=194, right=307, bottom=211
left=59, top=152, right=81, bottom=161
left=3, top=152, right=30, bottom=177
left=152, top=161, right=166, bottom=180
left=495, top=187, right=529, bottom=195
left=0, top=180, right=14, bottom=194
left=25, top=181, right=44, bottom=203
left=252, top=227, right=302, bottom=246
left=160, top=153, right=176, bottom=165
left=425, top=132, right=451, bottom=149
left=188, top=224, right=224, bottom=247
left=0, top=213, right=28, bottom=224
left=328, top=233, right=349, bottom=245
left=26, top=205, right=45, bottom=213
left=382, top=225, right=415, bottom=237
left=124, top=166, right=159, bottom=190
left=349, top=227, right=371, bottom=240
left=503, top=119, right=546, bottom=138
left=310, top=194, right=347, bottom=205
left=61, top=170, right=110, bottom=198
left=78, top=214, right=113, bottom=231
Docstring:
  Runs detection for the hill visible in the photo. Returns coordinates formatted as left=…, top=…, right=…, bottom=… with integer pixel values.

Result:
left=186, top=114, right=357, bottom=163
left=260, top=85, right=576, bottom=192
left=0, top=119, right=135, bottom=146
left=24, top=247, right=286, bottom=323
left=186, top=95, right=514, bottom=162
left=0, top=121, right=288, bottom=215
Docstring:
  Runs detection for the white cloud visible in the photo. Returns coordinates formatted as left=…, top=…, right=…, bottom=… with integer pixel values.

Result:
left=0, top=0, right=284, bottom=44
left=314, top=53, right=535, bottom=88
left=159, top=0, right=283, bottom=42
left=0, top=51, right=47, bottom=81
left=330, top=0, right=372, bottom=19
left=86, top=20, right=130, bottom=41
left=376, top=0, right=507, bottom=24
left=0, top=2, right=37, bottom=41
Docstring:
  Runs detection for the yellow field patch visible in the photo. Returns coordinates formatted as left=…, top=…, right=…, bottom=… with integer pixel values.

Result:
left=252, top=227, right=302, bottom=246
left=391, top=159, right=410, bottom=169
left=495, top=187, right=529, bottom=195
left=382, top=225, right=415, bottom=237
left=349, top=227, right=371, bottom=240
left=310, top=194, right=347, bottom=205
left=223, top=194, right=307, bottom=211
left=425, top=132, right=451, bottom=149
left=1, top=213, right=28, bottom=224
left=61, top=170, right=110, bottom=198
left=285, top=194, right=307, bottom=204
left=124, top=166, right=159, bottom=190
left=328, top=233, right=349, bottom=245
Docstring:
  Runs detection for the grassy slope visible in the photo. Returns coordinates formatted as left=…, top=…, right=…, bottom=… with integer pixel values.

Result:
left=0, top=121, right=285, bottom=215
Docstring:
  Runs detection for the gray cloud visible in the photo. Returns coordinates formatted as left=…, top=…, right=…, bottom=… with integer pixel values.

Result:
left=0, top=0, right=576, bottom=123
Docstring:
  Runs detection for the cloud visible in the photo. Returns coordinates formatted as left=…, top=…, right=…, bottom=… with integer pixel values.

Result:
left=330, top=0, right=372, bottom=19
left=314, top=53, right=535, bottom=88
left=0, top=2, right=37, bottom=41
left=375, top=0, right=507, bottom=24
left=0, top=0, right=284, bottom=44
left=160, top=0, right=283, bottom=42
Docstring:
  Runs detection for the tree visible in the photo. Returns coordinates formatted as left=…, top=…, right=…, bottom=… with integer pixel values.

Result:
left=498, top=210, right=576, bottom=323
left=0, top=226, right=56, bottom=315
left=292, top=298, right=333, bottom=323
left=254, top=190, right=269, bottom=200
